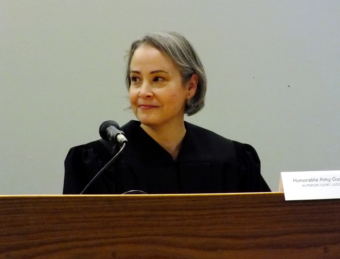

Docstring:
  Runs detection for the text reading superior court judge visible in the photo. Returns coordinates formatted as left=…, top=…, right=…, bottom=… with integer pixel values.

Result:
left=63, top=32, right=270, bottom=194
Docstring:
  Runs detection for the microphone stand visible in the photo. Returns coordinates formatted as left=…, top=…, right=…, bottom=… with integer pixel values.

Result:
left=80, top=142, right=127, bottom=194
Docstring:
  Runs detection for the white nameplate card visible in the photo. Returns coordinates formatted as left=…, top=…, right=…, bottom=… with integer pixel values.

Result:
left=281, top=170, right=340, bottom=201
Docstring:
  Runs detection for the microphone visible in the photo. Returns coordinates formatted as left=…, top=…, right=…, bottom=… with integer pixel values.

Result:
left=99, top=120, right=127, bottom=145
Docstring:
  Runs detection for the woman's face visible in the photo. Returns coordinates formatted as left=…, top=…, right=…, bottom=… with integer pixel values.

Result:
left=128, top=44, right=197, bottom=128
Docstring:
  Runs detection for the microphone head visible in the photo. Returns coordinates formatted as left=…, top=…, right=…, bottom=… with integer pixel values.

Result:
left=99, top=120, right=120, bottom=141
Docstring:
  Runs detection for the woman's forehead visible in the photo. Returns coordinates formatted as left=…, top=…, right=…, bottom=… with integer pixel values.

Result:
left=130, top=45, right=178, bottom=74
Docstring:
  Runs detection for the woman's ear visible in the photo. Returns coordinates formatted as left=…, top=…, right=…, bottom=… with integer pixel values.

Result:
left=187, top=74, right=198, bottom=99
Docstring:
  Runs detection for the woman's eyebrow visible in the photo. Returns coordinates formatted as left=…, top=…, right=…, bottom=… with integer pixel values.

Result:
left=130, top=70, right=169, bottom=74
left=150, top=70, right=169, bottom=74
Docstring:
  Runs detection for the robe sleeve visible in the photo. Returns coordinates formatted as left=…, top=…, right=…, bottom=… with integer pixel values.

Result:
left=233, top=141, right=271, bottom=192
left=63, top=146, right=88, bottom=194
left=63, top=141, right=113, bottom=194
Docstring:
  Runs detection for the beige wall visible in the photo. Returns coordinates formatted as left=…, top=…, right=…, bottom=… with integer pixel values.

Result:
left=1, top=0, right=339, bottom=194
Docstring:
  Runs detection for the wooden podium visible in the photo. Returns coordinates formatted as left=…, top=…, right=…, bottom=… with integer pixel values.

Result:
left=1, top=193, right=340, bottom=258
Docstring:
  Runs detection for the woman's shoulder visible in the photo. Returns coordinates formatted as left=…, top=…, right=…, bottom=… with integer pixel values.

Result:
left=65, top=139, right=115, bottom=166
left=185, top=122, right=233, bottom=148
left=184, top=121, right=259, bottom=158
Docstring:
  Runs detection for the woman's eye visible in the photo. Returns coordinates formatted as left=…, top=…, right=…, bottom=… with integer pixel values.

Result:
left=130, top=76, right=141, bottom=83
left=153, top=76, right=165, bottom=82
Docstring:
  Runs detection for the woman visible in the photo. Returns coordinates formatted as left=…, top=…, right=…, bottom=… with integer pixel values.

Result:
left=63, top=32, right=270, bottom=194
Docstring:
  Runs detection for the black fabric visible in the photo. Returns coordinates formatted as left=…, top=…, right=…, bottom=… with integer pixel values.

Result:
left=63, top=120, right=270, bottom=194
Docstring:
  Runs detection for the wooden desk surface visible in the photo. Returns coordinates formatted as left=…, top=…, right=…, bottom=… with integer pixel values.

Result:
left=0, top=193, right=339, bottom=258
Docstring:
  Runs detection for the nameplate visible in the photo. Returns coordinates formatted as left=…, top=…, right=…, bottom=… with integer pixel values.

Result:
left=281, top=170, right=340, bottom=201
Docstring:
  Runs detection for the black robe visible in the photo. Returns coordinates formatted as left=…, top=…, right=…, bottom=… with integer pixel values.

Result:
left=63, top=120, right=270, bottom=194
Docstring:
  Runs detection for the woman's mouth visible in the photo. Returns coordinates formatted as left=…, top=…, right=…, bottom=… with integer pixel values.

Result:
left=138, top=104, right=158, bottom=110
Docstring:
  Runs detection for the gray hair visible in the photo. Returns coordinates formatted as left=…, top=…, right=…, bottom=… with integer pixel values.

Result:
left=125, top=32, right=207, bottom=116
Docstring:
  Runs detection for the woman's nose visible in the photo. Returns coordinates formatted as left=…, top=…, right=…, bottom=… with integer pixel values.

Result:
left=138, top=82, right=153, bottom=98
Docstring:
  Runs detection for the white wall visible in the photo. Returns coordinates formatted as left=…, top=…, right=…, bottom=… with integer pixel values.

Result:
left=1, top=0, right=339, bottom=194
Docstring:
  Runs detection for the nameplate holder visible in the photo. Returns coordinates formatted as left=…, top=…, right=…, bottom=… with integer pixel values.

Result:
left=280, top=170, right=340, bottom=201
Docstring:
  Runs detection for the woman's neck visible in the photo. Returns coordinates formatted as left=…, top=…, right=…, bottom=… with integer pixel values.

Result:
left=140, top=120, right=186, bottom=160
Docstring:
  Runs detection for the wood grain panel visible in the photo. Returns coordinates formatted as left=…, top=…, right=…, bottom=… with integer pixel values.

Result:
left=0, top=193, right=339, bottom=258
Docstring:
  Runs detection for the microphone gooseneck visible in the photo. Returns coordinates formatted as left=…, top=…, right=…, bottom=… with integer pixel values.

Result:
left=80, top=142, right=126, bottom=194
left=80, top=120, right=127, bottom=194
